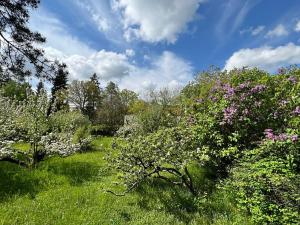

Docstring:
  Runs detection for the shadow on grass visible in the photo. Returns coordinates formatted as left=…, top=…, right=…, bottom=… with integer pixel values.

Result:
left=0, top=162, right=42, bottom=203
left=136, top=179, right=197, bottom=223
left=45, top=161, right=108, bottom=185
left=134, top=165, right=219, bottom=224
left=0, top=158, right=108, bottom=202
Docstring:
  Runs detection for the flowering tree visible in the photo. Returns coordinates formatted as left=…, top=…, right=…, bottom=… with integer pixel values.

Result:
left=0, top=90, right=89, bottom=166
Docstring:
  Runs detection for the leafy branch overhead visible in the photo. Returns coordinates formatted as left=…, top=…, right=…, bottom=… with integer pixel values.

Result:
left=0, top=0, right=55, bottom=81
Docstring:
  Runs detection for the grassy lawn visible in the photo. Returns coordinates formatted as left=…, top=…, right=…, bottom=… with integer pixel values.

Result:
left=11, top=142, right=31, bottom=152
left=0, top=137, right=252, bottom=225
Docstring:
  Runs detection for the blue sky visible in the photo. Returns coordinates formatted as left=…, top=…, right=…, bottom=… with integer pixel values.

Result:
left=29, top=0, right=300, bottom=92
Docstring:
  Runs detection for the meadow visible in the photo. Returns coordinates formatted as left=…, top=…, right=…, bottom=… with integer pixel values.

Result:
left=0, top=137, right=252, bottom=225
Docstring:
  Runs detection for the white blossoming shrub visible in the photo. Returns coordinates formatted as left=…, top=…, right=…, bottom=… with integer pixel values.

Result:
left=39, top=133, right=80, bottom=157
left=0, top=91, right=89, bottom=166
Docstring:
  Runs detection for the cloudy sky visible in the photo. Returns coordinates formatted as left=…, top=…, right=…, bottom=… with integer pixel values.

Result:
left=29, top=0, right=300, bottom=92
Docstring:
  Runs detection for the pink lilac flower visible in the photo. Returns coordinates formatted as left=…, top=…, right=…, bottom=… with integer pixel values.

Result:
left=250, top=85, right=266, bottom=94
left=223, top=104, right=237, bottom=124
left=210, top=96, right=218, bottom=102
left=238, top=82, right=250, bottom=90
left=223, top=84, right=235, bottom=99
left=291, top=135, right=298, bottom=143
left=277, top=133, right=288, bottom=141
left=264, top=129, right=298, bottom=142
left=293, top=106, right=300, bottom=116
left=264, top=129, right=275, bottom=140
left=240, top=92, right=249, bottom=101
left=287, top=76, right=297, bottom=84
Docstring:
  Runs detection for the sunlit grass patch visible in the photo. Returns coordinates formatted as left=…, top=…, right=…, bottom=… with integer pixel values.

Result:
left=11, top=142, right=31, bottom=152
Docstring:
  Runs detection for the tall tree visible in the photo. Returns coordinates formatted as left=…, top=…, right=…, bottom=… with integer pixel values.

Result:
left=36, top=80, right=45, bottom=95
left=68, top=80, right=89, bottom=114
left=48, top=63, right=68, bottom=114
left=0, top=0, right=54, bottom=80
left=97, top=82, right=124, bottom=133
left=85, top=73, right=102, bottom=122
left=120, top=89, right=138, bottom=108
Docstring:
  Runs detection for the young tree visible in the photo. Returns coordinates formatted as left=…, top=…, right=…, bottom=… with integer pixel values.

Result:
left=0, top=0, right=54, bottom=80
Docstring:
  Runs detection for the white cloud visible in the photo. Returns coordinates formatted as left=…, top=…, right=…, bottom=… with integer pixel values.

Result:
left=295, top=20, right=300, bottom=32
left=113, top=0, right=202, bottom=43
left=265, top=24, right=288, bottom=38
left=216, top=0, right=260, bottom=39
left=64, top=50, right=132, bottom=81
left=29, top=9, right=194, bottom=93
left=240, top=25, right=265, bottom=36
left=45, top=48, right=193, bottom=93
left=125, top=49, right=135, bottom=57
left=76, top=1, right=111, bottom=32
left=30, top=10, right=94, bottom=57
left=119, top=51, right=194, bottom=92
left=224, top=43, right=300, bottom=71
left=251, top=25, right=265, bottom=35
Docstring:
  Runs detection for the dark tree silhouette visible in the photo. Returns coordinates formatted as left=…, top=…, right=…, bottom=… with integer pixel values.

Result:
left=0, top=0, right=54, bottom=81
left=48, top=62, right=69, bottom=115
left=36, top=80, right=44, bottom=95
left=86, top=73, right=102, bottom=122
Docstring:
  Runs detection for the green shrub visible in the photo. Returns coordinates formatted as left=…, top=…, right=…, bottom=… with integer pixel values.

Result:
left=73, top=126, right=92, bottom=152
left=225, top=138, right=300, bottom=224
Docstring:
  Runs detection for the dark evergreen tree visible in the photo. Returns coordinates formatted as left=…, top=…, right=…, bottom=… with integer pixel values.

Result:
left=36, top=80, right=45, bottom=95
left=86, top=73, right=102, bottom=122
left=97, top=82, right=125, bottom=134
left=48, top=63, right=69, bottom=115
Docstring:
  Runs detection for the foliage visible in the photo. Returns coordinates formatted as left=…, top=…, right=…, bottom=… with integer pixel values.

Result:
left=0, top=0, right=53, bottom=80
left=50, top=110, right=90, bottom=133
left=224, top=138, right=300, bottom=224
left=96, top=81, right=126, bottom=134
left=113, top=67, right=300, bottom=224
left=0, top=80, right=30, bottom=101
left=117, top=88, right=182, bottom=137
left=116, top=115, right=142, bottom=137
left=111, top=126, right=199, bottom=195
left=73, top=126, right=92, bottom=152
left=68, top=75, right=102, bottom=122
left=68, top=80, right=90, bottom=113
left=48, top=62, right=69, bottom=114
left=85, top=73, right=102, bottom=122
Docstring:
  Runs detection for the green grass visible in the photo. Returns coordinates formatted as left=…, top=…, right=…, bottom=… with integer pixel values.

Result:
left=0, top=137, right=252, bottom=225
left=11, top=142, right=31, bottom=152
